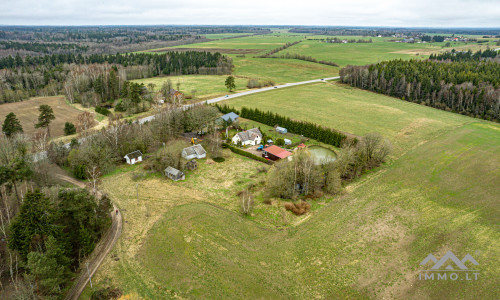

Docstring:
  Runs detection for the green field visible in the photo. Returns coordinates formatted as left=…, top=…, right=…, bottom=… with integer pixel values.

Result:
left=131, top=75, right=250, bottom=99
left=221, top=82, right=474, bottom=156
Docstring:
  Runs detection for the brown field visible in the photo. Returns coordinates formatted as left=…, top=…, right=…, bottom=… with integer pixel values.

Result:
left=148, top=47, right=262, bottom=54
left=0, top=96, right=85, bottom=138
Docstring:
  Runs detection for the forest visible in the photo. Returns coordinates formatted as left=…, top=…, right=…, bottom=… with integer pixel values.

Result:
left=340, top=51, right=500, bottom=122
left=0, top=51, right=233, bottom=104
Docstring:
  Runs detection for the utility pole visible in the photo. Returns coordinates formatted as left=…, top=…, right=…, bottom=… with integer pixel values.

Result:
left=86, top=262, right=92, bottom=288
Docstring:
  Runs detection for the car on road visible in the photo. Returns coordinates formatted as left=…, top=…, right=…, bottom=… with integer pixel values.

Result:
left=274, top=86, right=278, bottom=88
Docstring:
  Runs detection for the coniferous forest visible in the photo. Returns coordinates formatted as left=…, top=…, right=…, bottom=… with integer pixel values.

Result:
left=340, top=50, right=500, bottom=122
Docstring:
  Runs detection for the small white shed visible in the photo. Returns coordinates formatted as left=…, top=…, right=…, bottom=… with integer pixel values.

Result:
left=124, top=150, right=143, bottom=165
left=284, top=139, right=292, bottom=145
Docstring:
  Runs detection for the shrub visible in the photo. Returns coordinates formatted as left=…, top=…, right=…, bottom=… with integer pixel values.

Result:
left=95, top=106, right=111, bottom=116
left=64, top=122, right=76, bottom=135
left=114, top=101, right=126, bottom=112
left=213, top=157, right=225, bottom=163
left=284, top=201, right=311, bottom=215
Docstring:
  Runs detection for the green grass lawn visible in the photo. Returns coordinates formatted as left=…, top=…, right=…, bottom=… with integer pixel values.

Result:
left=130, top=75, right=249, bottom=99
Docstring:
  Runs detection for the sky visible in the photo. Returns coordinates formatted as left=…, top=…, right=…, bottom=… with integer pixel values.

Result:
left=0, top=0, right=499, bottom=27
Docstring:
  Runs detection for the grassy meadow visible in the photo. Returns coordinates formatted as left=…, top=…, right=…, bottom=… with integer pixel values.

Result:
left=131, top=75, right=250, bottom=99
left=221, top=82, right=474, bottom=156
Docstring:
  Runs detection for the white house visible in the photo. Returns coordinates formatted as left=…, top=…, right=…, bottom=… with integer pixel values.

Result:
left=182, top=144, right=207, bottom=160
left=284, top=138, right=292, bottom=145
left=232, top=128, right=262, bottom=146
left=124, top=150, right=143, bottom=165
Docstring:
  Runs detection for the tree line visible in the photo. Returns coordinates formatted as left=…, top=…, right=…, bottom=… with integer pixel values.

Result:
left=340, top=55, right=500, bottom=122
left=215, top=104, right=350, bottom=147
left=255, top=41, right=302, bottom=58
left=268, top=52, right=339, bottom=67
left=429, top=49, right=499, bottom=62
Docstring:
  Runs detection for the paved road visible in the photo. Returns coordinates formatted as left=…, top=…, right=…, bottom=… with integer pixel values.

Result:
left=58, top=175, right=122, bottom=300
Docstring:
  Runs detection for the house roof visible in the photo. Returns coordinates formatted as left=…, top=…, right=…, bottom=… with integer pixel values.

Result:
left=220, top=112, right=239, bottom=122
left=236, top=128, right=262, bottom=142
left=297, top=143, right=306, bottom=148
left=264, top=145, right=292, bottom=159
left=276, top=126, right=287, bottom=131
left=183, top=144, right=206, bottom=157
left=165, top=166, right=183, bottom=176
left=124, top=150, right=142, bottom=159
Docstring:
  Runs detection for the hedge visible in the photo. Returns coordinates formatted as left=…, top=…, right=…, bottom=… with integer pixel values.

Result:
left=223, top=143, right=273, bottom=165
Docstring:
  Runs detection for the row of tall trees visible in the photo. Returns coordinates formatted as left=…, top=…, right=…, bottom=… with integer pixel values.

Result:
left=215, top=104, right=349, bottom=147
left=340, top=56, right=500, bottom=122
left=429, top=49, right=499, bottom=62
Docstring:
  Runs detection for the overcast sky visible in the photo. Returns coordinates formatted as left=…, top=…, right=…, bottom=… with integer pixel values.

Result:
left=1, top=0, right=499, bottom=27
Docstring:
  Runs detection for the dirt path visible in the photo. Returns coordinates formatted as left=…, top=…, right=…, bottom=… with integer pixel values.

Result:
left=57, top=175, right=123, bottom=300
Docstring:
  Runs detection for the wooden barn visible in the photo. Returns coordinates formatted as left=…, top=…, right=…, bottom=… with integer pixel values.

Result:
left=165, top=166, right=185, bottom=181
left=124, top=150, right=143, bottom=165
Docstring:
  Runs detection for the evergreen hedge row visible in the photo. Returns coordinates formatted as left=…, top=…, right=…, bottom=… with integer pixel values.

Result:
left=216, top=104, right=350, bottom=147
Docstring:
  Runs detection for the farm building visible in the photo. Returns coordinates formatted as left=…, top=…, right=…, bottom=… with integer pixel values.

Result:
left=276, top=126, right=287, bottom=134
left=182, top=144, right=207, bottom=160
left=165, top=166, right=185, bottom=181
left=219, top=112, right=239, bottom=123
left=284, top=139, right=292, bottom=145
left=262, top=145, right=292, bottom=161
left=232, top=128, right=262, bottom=146
left=124, top=150, right=143, bottom=165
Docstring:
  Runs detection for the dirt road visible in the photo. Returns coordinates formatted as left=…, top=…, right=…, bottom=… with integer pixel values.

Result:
left=57, top=175, right=123, bottom=300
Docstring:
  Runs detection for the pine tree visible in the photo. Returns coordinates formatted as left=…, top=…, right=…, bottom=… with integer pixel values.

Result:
left=35, top=104, right=56, bottom=137
left=2, top=112, right=23, bottom=137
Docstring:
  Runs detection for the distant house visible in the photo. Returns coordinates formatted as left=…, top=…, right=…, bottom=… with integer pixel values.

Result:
left=165, top=166, right=185, bottom=181
left=284, top=138, right=292, bottom=145
left=297, top=143, right=306, bottom=149
left=267, top=139, right=274, bottom=144
left=124, top=150, right=143, bottom=165
left=182, top=144, right=207, bottom=160
left=219, top=112, right=239, bottom=123
left=232, top=128, right=262, bottom=146
left=262, top=145, right=292, bottom=161
left=276, top=126, right=287, bottom=134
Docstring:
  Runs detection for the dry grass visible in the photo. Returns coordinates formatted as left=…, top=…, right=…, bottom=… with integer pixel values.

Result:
left=0, top=96, right=95, bottom=138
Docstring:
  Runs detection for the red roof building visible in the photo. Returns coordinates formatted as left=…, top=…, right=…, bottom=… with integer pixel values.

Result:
left=262, top=145, right=292, bottom=161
